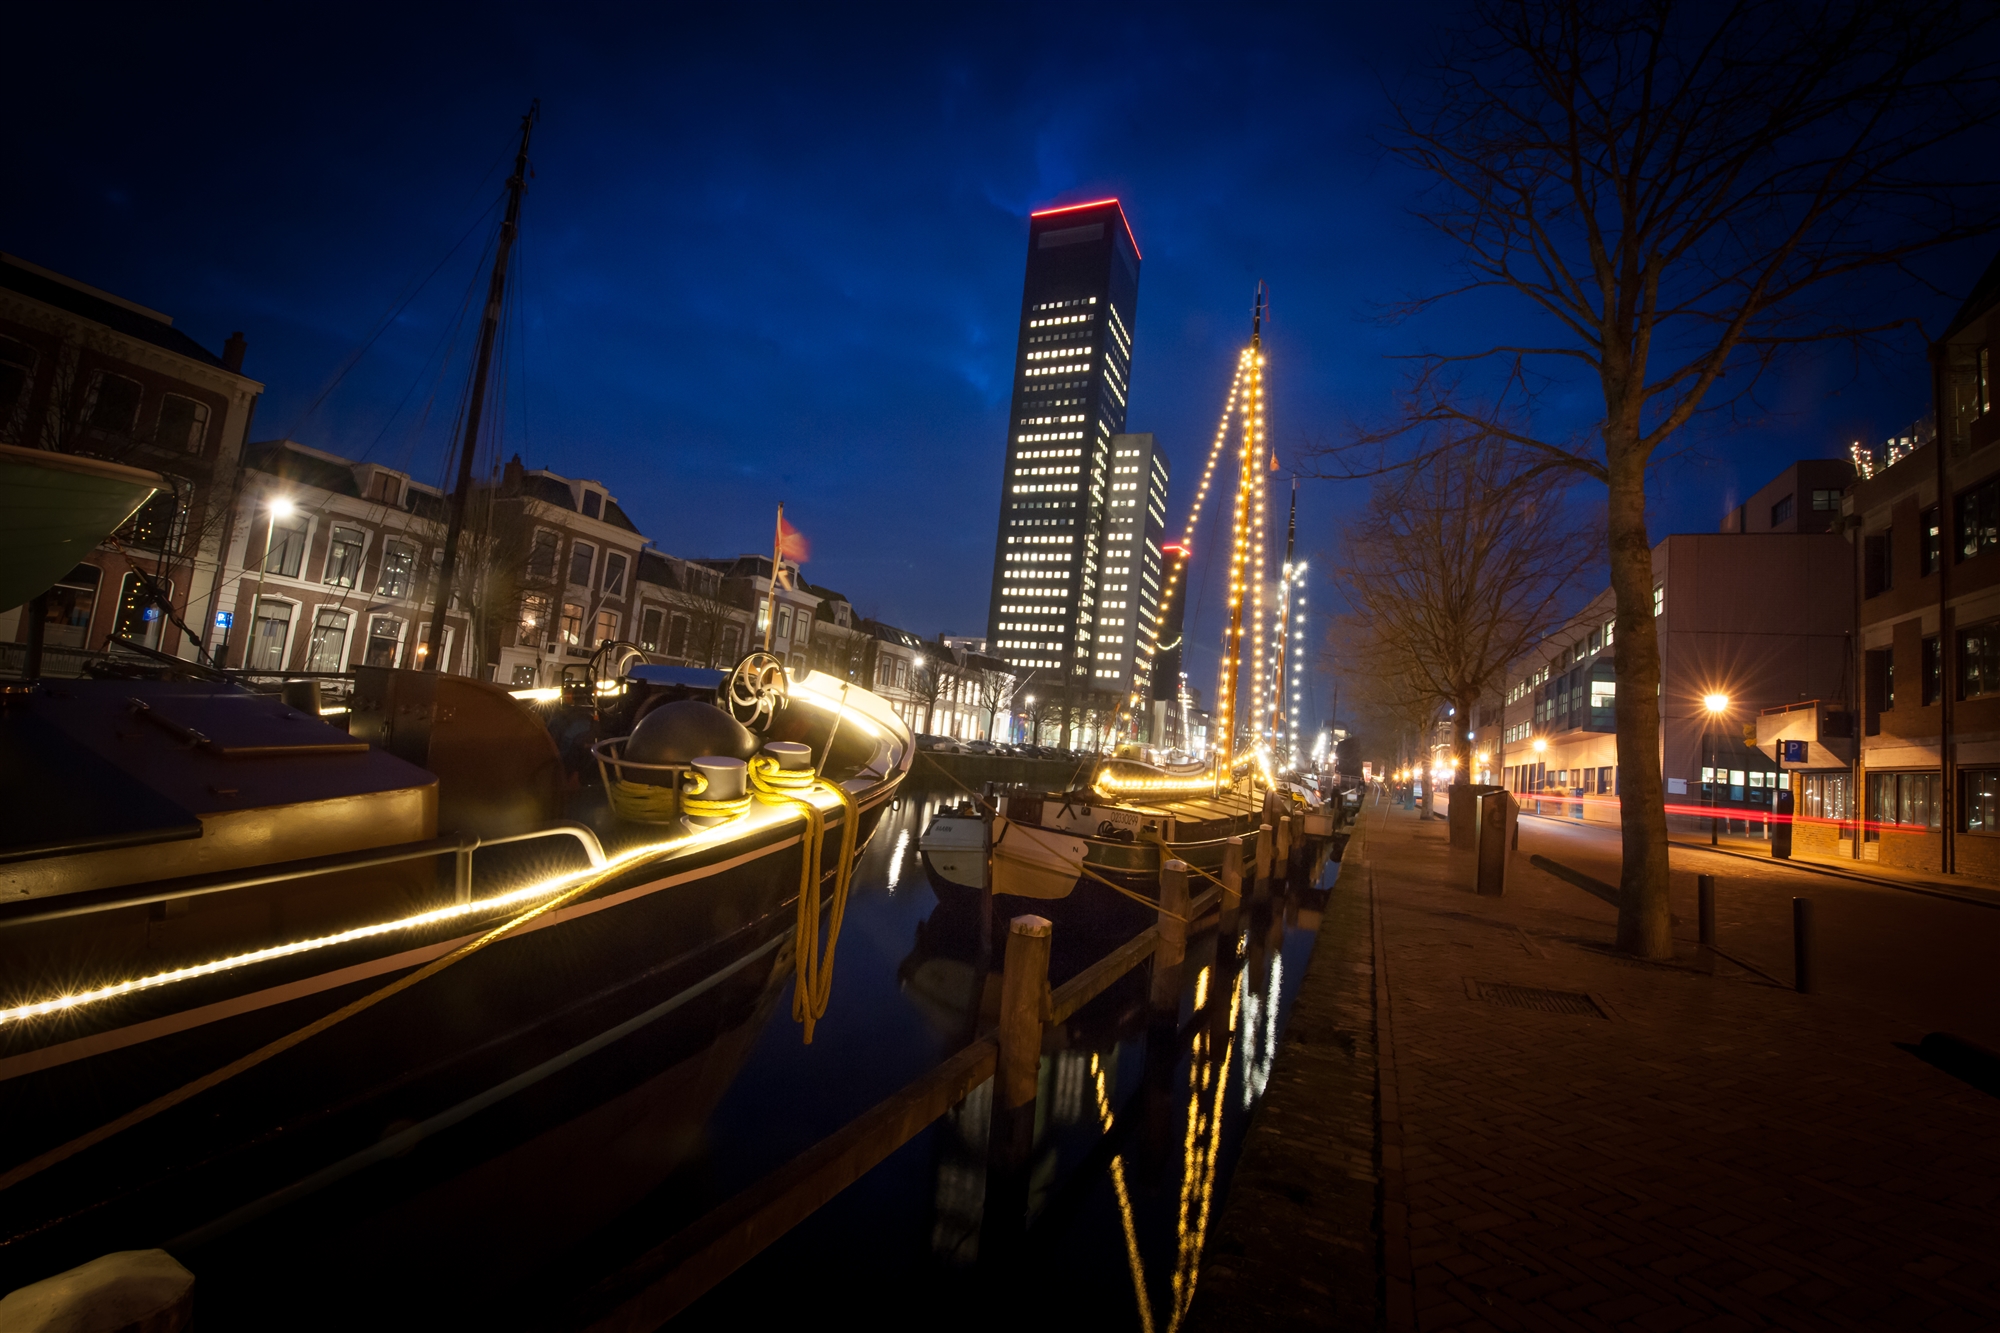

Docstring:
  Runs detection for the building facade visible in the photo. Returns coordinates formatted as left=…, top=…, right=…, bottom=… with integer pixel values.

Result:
left=984, top=199, right=1144, bottom=697
left=1846, top=248, right=2000, bottom=876
left=0, top=253, right=263, bottom=673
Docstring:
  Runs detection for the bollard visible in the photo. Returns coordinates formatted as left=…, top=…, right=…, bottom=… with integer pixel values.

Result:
left=1253, top=823, right=1274, bottom=898
left=1697, top=875, right=1715, bottom=947
left=1152, top=861, right=1191, bottom=1021
left=1792, top=897, right=1814, bottom=994
left=1220, top=836, right=1244, bottom=937
left=1277, top=814, right=1294, bottom=871
left=984, top=914, right=1053, bottom=1258
left=454, top=843, right=475, bottom=905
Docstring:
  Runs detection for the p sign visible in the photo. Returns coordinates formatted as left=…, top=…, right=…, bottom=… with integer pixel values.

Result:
left=1781, top=739, right=1808, bottom=764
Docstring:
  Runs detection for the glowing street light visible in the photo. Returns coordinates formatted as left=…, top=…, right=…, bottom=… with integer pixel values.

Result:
left=1704, top=692, right=1730, bottom=715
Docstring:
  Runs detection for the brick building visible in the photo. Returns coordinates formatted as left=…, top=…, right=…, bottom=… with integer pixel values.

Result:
left=0, top=254, right=262, bottom=672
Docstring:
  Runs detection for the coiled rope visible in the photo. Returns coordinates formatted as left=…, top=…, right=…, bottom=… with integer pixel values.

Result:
left=678, top=754, right=857, bottom=1043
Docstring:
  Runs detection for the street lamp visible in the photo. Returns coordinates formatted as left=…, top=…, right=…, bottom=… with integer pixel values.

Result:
left=1531, top=737, right=1548, bottom=817
left=1704, top=696, right=1736, bottom=840
left=249, top=495, right=297, bottom=672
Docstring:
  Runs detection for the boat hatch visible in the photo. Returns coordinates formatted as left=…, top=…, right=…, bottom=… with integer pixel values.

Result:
left=134, top=695, right=370, bottom=757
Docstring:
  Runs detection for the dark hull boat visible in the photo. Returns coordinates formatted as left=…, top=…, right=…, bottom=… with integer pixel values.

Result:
left=0, top=660, right=912, bottom=1291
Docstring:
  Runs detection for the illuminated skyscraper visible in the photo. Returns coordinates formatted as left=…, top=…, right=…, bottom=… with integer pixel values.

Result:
left=985, top=200, right=1162, bottom=701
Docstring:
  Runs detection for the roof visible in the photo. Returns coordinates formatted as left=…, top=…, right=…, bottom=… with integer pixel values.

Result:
left=858, top=618, right=925, bottom=650
left=1945, top=245, right=2000, bottom=342
left=243, top=440, right=360, bottom=497
left=0, top=255, right=227, bottom=369
left=634, top=549, right=682, bottom=591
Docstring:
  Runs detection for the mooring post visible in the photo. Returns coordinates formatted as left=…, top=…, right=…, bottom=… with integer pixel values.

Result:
left=454, top=842, right=474, bottom=905
left=1792, top=897, right=1814, bottom=994
left=1253, top=822, right=1274, bottom=900
left=1276, top=814, right=1294, bottom=881
left=1152, top=861, right=1191, bottom=1022
left=1697, top=874, right=1716, bottom=947
left=1220, top=836, right=1244, bottom=938
left=983, top=914, right=1052, bottom=1259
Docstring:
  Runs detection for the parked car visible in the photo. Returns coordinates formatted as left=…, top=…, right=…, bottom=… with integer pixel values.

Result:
left=963, top=740, right=997, bottom=755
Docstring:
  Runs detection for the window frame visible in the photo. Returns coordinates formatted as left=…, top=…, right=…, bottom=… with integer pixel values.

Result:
left=303, top=606, right=352, bottom=673
left=85, top=371, right=142, bottom=436
left=376, top=538, right=417, bottom=599
left=155, top=393, right=211, bottom=454
left=246, top=594, right=298, bottom=670
left=323, top=524, right=367, bottom=589
left=567, top=541, right=596, bottom=589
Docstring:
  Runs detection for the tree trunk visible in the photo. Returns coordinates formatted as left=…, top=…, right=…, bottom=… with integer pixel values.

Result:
left=1454, top=691, right=1475, bottom=782
left=1605, top=445, right=1673, bottom=959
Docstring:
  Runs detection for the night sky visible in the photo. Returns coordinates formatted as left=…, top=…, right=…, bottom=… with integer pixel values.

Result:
left=6, top=6, right=1982, bottom=729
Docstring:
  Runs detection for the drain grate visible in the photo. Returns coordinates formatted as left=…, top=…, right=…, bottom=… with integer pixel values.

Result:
left=1466, top=979, right=1605, bottom=1018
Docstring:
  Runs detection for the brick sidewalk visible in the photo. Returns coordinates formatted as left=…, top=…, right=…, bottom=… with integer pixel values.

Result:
left=1195, top=797, right=2000, bottom=1332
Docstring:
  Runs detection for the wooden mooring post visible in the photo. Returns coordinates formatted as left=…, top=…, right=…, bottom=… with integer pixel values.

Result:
left=1219, top=836, right=1244, bottom=940
left=1253, top=822, right=1274, bottom=900
left=1276, top=813, right=1295, bottom=883
left=1151, top=860, right=1191, bottom=1022
left=982, top=914, right=1053, bottom=1258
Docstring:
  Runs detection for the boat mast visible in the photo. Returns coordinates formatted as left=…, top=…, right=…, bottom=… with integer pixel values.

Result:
left=1215, top=284, right=1264, bottom=788
left=1270, top=475, right=1296, bottom=758
left=426, top=101, right=538, bottom=672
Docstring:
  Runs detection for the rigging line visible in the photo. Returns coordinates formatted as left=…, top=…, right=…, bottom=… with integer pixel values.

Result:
left=281, top=193, right=504, bottom=444
left=374, top=223, right=501, bottom=478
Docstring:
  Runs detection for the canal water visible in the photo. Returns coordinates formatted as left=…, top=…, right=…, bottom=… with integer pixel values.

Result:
left=191, top=782, right=1327, bottom=1330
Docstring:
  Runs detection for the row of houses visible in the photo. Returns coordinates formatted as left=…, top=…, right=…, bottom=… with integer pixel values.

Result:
left=0, top=252, right=1027, bottom=742
left=1456, top=247, right=2000, bottom=882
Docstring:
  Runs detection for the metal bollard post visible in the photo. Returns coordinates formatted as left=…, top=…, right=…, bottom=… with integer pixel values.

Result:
left=454, top=844, right=475, bottom=905
left=1220, top=836, right=1244, bottom=937
left=1152, top=861, right=1191, bottom=1022
left=1697, top=874, right=1715, bottom=947
left=1792, top=897, right=1814, bottom=994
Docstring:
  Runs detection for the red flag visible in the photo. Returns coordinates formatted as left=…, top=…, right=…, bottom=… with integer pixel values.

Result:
left=778, top=515, right=810, bottom=562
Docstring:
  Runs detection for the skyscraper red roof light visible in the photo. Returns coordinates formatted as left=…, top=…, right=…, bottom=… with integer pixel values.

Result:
left=1029, top=199, right=1142, bottom=260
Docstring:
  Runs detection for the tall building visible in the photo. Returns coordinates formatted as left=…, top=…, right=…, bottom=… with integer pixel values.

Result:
left=985, top=199, right=1153, bottom=702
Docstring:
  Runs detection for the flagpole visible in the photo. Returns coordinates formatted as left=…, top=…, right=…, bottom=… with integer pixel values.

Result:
left=763, top=502, right=784, bottom=653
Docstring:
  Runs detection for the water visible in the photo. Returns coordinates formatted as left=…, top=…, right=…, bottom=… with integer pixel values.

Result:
left=191, top=783, right=1326, bottom=1329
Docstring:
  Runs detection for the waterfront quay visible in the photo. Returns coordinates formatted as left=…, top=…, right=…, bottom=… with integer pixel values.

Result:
left=1197, top=794, right=2000, bottom=1331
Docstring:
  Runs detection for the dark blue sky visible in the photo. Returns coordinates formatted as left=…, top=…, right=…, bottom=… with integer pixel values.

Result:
left=6, top=6, right=1978, bottom=723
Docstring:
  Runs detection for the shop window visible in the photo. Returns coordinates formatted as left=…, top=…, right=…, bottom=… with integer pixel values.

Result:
left=40, top=564, right=101, bottom=650
left=156, top=394, right=210, bottom=453
left=1803, top=773, right=1850, bottom=821
left=248, top=597, right=293, bottom=669
left=303, top=608, right=350, bottom=672
left=1963, top=769, right=2000, bottom=833
left=324, top=525, right=366, bottom=588
left=1868, top=771, right=1940, bottom=832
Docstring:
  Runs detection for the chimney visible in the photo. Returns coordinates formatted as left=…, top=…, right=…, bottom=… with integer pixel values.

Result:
left=503, top=454, right=525, bottom=490
left=222, top=332, right=247, bottom=374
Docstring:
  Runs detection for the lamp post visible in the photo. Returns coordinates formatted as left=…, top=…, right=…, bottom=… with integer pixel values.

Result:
left=250, top=496, right=295, bottom=672
left=1531, top=737, right=1547, bottom=816
left=1704, top=693, right=1730, bottom=846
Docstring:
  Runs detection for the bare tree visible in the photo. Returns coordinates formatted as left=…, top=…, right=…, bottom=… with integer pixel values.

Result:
left=1318, top=0, right=2000, bottom=957
left=1336, top=437, right=1590, bottom=783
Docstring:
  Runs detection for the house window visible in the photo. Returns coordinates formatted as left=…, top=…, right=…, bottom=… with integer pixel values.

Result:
left=363, top=616, right=404, bottom=668
left=519, top=593, right=550, bottom=647
left=414, top=623, right=450, bottom=670
left=667, top=614, right=689, bottom=658
left=41, top=563, right=100, bottom=650
left=1923, top=635, right=1941, bottom=706
left=369, top=472, right=401, bottom=506
left=568, top=542, right=595, bottom=587
left=794, top=612, right=810, bottom=646
left=114, top=572, right=169, bottom=649
left=155, top=395, right=211, bottom=453
left=1867, top=771, right=1940, bottom=831
left=1810, top=488, right=1842, bottom=511
left=602, top=551, right=627, bottom=596
left=560, top=602, right=585, bottom=652
left=1770, top=493, right=1794, bottom=525
left=639, top=606, right=664, bottom=653
left=1921, top=506, right=1941, bottom=576
left=324, top=525, right=366, bottom=588
left=377, top=539, right=416, bottom=598
left=511, top=663, right=537, bottom=686
left=777, top=606, right=793, bottom=640
left=1652, top=585, right=1664, bottom=617
left=594, top=609, right=618, bottom=646
left=304, top=608, right=350, bottom=672
left=266, top=511, right=308, bottom=578
left=0, top=336, right=35, bottom=438
left=248, top=597, right=294, bottom=669
left=527, top=530, right=558, bottom=581
left=1864, top=531, right=1891, bottom=596
left=1959, top=621, right=2000, bottom=700
left=719, top=625, right=741, bottom=662
left=1964, top=769, right=2000, bottom=833
left=581, top=490, right=602, bottom=519
left=86, top=372, right=142, bottom=434
left=119, top=488, right=183, bottom=552
left=1956, top=476, right=2000, bottom=561
left=1865, top=647, right=1894, bottom=729
left=1604, top=618, right=1614, bottom=646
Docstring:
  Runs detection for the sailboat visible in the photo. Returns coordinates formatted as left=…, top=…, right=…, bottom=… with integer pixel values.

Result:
left=0, top=105, right=912, bottom=1292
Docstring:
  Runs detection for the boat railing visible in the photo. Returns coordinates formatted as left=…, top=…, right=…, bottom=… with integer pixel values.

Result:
left=0, top=822, right=609, bottom=931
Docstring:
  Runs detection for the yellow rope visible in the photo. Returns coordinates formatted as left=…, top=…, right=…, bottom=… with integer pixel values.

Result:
left=680, top=767, right=754, bottom=820
left=607, top=777, right=681, bottom=824
left=748, top=754, right=857, bottom=1044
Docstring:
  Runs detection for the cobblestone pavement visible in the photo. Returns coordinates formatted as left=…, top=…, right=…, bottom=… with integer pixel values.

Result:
left=1198, top=795, right=2000, bottom=1331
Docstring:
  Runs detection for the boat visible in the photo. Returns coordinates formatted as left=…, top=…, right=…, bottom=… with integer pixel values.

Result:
left=0, top=442, right=163, bottom=612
